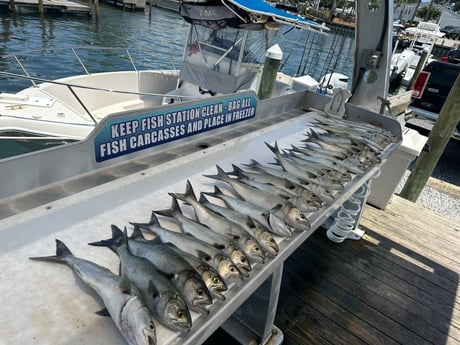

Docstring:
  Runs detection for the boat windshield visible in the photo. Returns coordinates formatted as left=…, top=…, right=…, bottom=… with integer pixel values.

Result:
left=180, top=24, right=275, bottom=93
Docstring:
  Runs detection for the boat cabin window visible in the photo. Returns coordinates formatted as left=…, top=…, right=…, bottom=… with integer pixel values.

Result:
left=180, top=24, right=271, bottom=94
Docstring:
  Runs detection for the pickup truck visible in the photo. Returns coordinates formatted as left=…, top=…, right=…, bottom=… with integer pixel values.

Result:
left=407, top=60, right=460, bottom=141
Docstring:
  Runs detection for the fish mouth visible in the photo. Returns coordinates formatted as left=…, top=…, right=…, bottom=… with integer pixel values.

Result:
left=265, top=247, right=279, bottom=257
left=251, top=254, right=266, bottom=264
left=237, top=265, right=251, bottom=277
left=190, top=303, right=210, bottom=315
left=211, top=290, right=226, bottom=301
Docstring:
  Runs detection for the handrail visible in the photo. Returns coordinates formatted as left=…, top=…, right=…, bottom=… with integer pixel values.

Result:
left=72, top=47, right=90, bottom=75
left=0, top=71, right=201, bottom=100
left=12, top=55, right=36, bottom=87
left=0, top=46, right=197, bottom=121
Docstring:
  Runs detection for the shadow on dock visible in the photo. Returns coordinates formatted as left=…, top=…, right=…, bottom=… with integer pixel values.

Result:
left=207, top=195, right=460, bottom=344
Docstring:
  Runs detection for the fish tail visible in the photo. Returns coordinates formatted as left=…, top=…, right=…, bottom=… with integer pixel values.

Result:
left=201, top=185, right=224, bottom=199
left=264, top=141, right=279, bottom=155
left=198, top=192, right=209, bottom=204
left=154, top=196, right=182, bottom=218
left=169, top=179, right=197, bottom=204
left=88, top=224, right=124, bottom=251
left=129, top=211, right=162, bottom=232
left=303, top=128, right=319, bottom=143
left=230, top=164, right=244, bottom=178
left=29, top=239, right=72, bottom=264
left=203, top=165, right=230, bottom=182
left=130, top=225, right=146, bottom=241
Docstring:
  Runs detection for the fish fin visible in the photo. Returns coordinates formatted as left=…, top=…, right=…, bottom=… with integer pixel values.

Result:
left=198, top=192, right=209, bottom=204
left=185, top=180, right=197, bottom=201
left=88, top=224, right=123, bottom=251
left=245, top=217, right=256, bottom=230
left=118, top=274, right=131, bottom=294
left=129, top=211, right=161, bottom=230
left=196, top=250, right=212, bottom=263
left=213, top=243, right=226, bottom=251
left=230, top=164, right=244, bottom=177
left=203, top=165, right=229, bottom=182
left=95, top=308, right=111, bottom=317
left=154, top=196, right=182, bottom=219
left=29, top=239, right=72, bottom=263
left=130, top=226, right=146, bottom=241
left=147, top=280, right=159, bottom=299
left=269, top=204, right=283, bottom=212
left=201, top=185, right=224, bottom=198
left=264, top=141, right=278, bottom=155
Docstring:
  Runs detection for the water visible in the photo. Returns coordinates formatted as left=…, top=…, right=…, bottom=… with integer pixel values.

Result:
left=0, top=5, right=355, bottom=158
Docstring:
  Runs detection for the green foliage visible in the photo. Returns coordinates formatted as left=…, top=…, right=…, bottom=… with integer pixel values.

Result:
left=416, top=5, right=442, bottom=21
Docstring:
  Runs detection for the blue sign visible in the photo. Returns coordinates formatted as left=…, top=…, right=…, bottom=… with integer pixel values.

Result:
left=94, top=93, right=257, bottom=162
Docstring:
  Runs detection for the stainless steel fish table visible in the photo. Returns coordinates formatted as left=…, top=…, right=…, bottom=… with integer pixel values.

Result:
left=0, top=90, right=402, bottom=345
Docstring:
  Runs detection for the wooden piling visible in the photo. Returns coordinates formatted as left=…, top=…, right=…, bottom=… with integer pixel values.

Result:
left=258, top=44, right=282, bottom=100
left=38, top=0, right=43, bottom=13
left=399, top=73, right=460, bottom=202
left=94, top=0, right=99, bottom=18
left=9, top=0, right=16, bottom=13
left=406, top=50, right=429, bottom=91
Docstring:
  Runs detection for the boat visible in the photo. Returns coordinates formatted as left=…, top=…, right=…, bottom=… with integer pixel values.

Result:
left=0, top=0, right=411, bottom=344
left=0, top=0, right=328, bottom=142
left=390, top=21, right=440, bottom=88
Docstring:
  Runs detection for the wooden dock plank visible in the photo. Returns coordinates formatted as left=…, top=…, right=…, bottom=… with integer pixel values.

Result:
left=297, top=238, right=460, bottom=343
left=204, top=195, right=460, bottom=345
left=0, top=0, right=91, bottom=13
left=273, top=195, right=460, bottom=345
left=307, top=235, right=460, bottom=327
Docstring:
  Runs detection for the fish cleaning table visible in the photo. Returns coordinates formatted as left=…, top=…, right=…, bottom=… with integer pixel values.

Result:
left=0, top=90, right=401, bottom=345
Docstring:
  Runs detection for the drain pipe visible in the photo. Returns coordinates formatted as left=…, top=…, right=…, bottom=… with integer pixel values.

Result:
left=258, top=44, right=283, bottom=100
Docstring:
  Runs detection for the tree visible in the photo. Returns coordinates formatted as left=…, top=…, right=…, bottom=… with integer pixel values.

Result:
left=416, top=4, right=442, bottom=21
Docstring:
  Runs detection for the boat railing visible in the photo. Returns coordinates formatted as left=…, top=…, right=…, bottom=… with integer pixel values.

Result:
left=0, top=46, right=208, bottom=128
left=0, top=45, right=181, bottom=91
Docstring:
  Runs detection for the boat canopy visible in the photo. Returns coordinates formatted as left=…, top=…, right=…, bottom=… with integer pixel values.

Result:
left=180, top=0, right=329, bottom=32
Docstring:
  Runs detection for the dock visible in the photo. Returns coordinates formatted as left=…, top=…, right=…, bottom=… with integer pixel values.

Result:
left=0, top=0, right=91, bottom=14
left=207, top=194, right=460, bottom=344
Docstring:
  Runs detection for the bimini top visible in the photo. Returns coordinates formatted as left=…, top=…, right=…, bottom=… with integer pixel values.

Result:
left=180, top=0, right=329, bottom=33
left=226, top=0, right=328, bottom=32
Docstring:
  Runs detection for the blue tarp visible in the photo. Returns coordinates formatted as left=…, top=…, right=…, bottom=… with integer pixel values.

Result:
left=223, top=0, right=329, bottom=32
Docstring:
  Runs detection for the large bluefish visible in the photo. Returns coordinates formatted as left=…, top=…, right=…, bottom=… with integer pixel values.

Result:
left=89, top=225, right=212, bottom=315
left=92, top=228, right=192, bottom=332
left=29, top=240, right=157, bottom=345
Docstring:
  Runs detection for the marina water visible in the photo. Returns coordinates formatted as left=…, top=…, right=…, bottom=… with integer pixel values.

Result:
left=0, top=5, right=355, bottom=158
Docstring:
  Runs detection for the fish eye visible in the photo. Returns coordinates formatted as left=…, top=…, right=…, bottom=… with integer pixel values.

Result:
left=269, top=238, right=275, bottom=243
left=241, top=257, right=246, bottom=263
left=230, top=267, right=236, bottom=272
left=254, top=245, right=260, bottom=251
left=300, top=214, right=306, bottom=220
left=213, top=277, right=221, bottom=284
left=150, top=322, right=155, bottom=330
left=177, top=311, right=185, bottom=318
left=197, top=288, right=204, bottom=296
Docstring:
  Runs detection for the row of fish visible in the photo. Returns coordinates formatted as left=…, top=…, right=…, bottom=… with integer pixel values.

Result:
left=29, top=113, right=397, bottom=345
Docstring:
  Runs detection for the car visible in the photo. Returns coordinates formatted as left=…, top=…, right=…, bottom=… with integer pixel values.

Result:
left=408, top=60, right=460, bottom=140
left=441, top=25, right=460, bottom=39
left=447, top=49, right=460, bottom=64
